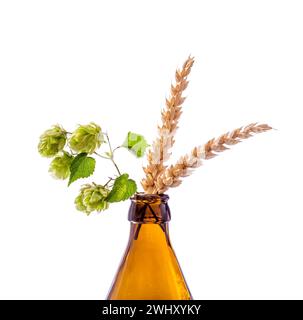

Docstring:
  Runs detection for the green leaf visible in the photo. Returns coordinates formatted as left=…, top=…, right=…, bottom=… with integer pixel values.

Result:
left=106, top=173, right=137, bottom=203
left=68, top=153, right=95, bottom=186
left=122, top=132, right=149, bottom=158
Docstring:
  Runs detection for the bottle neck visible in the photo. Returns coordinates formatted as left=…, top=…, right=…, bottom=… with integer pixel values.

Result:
left=128, top=193, right=171, bottom=224
left=128, top=193, right=171, bottom=242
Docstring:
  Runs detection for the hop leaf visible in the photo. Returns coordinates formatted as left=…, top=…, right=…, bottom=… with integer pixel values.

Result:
left=106, top=174, right=137, bottom=203
left=69, top=122, right=103, bottom=154
left=75, top=184, right=110, bottom=215
left=122, top=132, right=149, bottom=158
left=68, top=153, right=95, bottom=186
left=38, top=125, right=67, bottom=157
left=49, top=151, right=73, bottom=180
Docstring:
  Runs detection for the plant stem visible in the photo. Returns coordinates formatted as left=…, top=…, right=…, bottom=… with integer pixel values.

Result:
left=103, top=133, right=122, bottom=176
left=111, top=159, right=121, bottom=176
left=104, top=132, right=113, bottom=154
left=69, top=148, right=77, bottom=155
left=94, top=151, right=110, bottom=160
left=104, top=177, right=114, bottom=187
left=113, top=146, right=121, bottom=154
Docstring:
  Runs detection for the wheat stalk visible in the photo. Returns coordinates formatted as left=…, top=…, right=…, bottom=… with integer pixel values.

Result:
left=141, top=56, right=195, bottom=192
left=147, top=123, right=272, bottom=194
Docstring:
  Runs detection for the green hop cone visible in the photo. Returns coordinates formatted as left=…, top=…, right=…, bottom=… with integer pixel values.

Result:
left=38, top=125, right=67, bottom=157
left=75, top=183, right=110, bottom=215
left=49, top=151, right=73, bottom=180
left=69, top=122, right=103, bottom=154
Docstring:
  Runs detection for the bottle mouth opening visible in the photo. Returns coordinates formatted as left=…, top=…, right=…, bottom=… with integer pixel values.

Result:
left=130, top=192, right=169, bottom=204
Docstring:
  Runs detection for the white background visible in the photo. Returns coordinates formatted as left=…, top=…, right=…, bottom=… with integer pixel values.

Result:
left=0, top=0, right=303, bottom=299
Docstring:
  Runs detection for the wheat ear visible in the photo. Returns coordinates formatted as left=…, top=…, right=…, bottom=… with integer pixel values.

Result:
left=141, top=56, right=195, bottom=192
left=150, top=123, right=272, bottom=194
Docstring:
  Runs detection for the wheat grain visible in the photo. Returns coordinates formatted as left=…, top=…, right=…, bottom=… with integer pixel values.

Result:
left=141, top=56, right=195, bottom=192
left=148, top=123, right=272, bottom=194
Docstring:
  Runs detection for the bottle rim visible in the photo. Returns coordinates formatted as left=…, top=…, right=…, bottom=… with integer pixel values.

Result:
left=130, top=192, right=169, bottom=203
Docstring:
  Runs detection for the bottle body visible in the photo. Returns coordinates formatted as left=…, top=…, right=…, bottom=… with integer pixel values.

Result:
left=107, top=194, right=192, bottom=300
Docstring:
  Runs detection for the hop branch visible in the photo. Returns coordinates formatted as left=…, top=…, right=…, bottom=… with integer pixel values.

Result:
left=38, top=123, right=149, bottom=214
